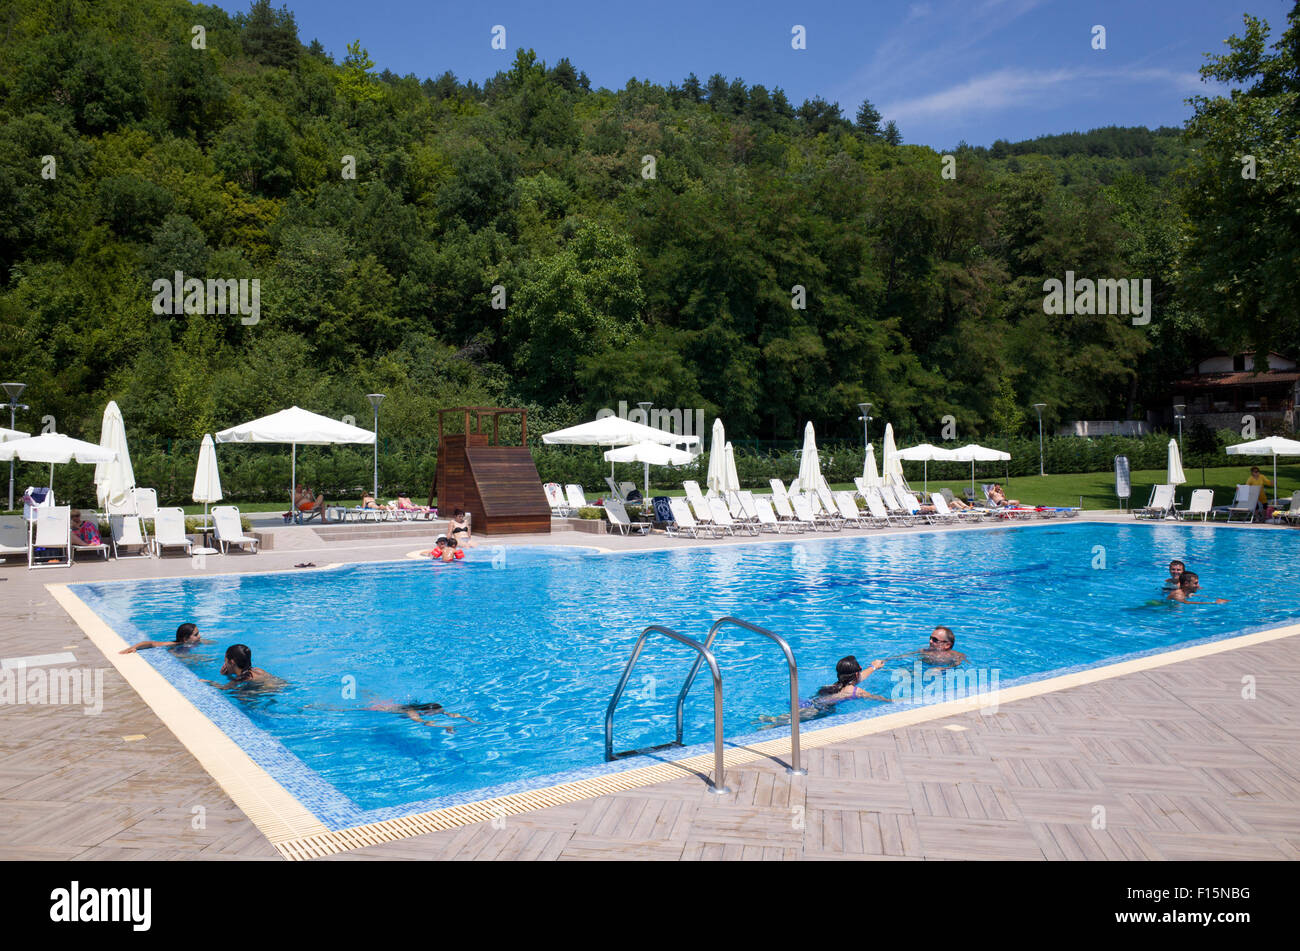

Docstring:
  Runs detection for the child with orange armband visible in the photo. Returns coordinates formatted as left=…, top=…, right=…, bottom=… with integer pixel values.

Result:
left=430, top=536, right=464, bottom=562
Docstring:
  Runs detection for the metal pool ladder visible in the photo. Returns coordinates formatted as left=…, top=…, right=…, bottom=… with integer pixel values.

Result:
left=604, top=617, right=806, bottom=795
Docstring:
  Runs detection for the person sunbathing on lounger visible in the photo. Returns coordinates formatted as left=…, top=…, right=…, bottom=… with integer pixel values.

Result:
left=987, top=484, right=1019, bottom=506
left=1167, top=572, right=1227, bottom=604
left=69, top=509, right=102, bottom=547
left=121, top=622, right=206, bottom=653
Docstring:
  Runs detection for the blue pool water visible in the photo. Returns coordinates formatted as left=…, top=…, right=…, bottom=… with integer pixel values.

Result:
left=73, top=523, right=1298, bottom=828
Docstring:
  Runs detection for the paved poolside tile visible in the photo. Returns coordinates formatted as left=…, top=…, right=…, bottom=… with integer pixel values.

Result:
left=3, top=516, right=1299, bottom=861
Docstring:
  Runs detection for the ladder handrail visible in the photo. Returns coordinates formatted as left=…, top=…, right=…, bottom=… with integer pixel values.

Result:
left=604, top=625, right=729, bottom=794
left=674, top=616, right=804, bottom=775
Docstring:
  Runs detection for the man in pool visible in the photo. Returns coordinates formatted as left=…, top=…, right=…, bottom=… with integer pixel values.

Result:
left=1164, top=560, right=1186, bottom=589
left=121, top=622, right=205, bottom=653
left=1167, top=572, right=1228, bottom=604
left=918, top=626, right=967, bottom=667
left=368, top=700, right=477, bottom=732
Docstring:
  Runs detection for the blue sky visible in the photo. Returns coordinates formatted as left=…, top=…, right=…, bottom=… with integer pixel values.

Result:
left=213, top=0, right=1284, bottom=148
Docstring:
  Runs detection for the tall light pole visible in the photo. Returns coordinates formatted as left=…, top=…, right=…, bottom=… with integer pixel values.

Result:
left=1032, top=403, right=1047, bottom=477
left=366, top=393, right=384, bottom=500
left=857, top=402, right=873, bottom=449
left=3, top=382, right=29, bottom=512
left=1173, top=403, right=1186, bottom=453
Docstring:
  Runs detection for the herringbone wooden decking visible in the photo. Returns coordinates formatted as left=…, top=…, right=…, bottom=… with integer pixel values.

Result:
left=2, top=519, right=1297, bottom=860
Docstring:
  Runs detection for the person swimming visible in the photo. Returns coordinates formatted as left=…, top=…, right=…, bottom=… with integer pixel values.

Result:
left=121, top=622, right=205, bottom=654
left=367, top=700, right=477, bottom=732
left=757, top=655, right=888, bottom=727
left=890, top=626, right=968, bottom=667
left=1163, top=560, right=1186, bottom=590
left=1167, top=571, right=1227, bottom=604
left=430, top=535, right=463, bottom=562
left=207, top=644, right=278, bottom=688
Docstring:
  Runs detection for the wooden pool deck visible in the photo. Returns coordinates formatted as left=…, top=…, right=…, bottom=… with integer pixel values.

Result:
left=1, top=514, right=1297, bottom=861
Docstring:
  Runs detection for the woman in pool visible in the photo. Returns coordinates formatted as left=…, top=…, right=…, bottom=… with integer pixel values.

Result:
left=121, top=622, right=205, bottom=653
left=758, top=655, right=889, bottom=727
left=367, top=700, right=477, bottom=732
left=208, top=644, right=277, bottom=688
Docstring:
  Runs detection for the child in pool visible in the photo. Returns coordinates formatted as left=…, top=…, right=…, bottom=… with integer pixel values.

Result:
left=121, top=622, right=205, bottom=653
left=757, top=655, right=889, bottom=727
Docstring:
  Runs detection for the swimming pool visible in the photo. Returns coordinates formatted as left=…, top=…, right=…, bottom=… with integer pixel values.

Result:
left=71, top=522, right=1299, bottom=830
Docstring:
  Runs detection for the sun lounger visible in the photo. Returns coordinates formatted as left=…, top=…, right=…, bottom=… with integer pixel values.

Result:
left=753, top=497, right=793, bottom=533
left=604, top=498, right=651, bottom=536
left=709, top=497, right=755, bottom=535
left=1134, top=484, right=1177, bottom=519
left=1186, top=489, right=1214, bottom=522
left=665, top=497, right=700, bottom=537
left=213, top=506, right=259, bottom=554
left=1224, top=484, right=1261, bottom=521
left=0, top=515, right=28, bottom=562
left=133, top=487, right=159, bottom=520
left=769, top=479, right=791, bottom=506
left=565, top=484, right=590, bottom=510
left=684, top=480, right=709, bottom=506
left=542, top=483, right=574, bottom=517
left=29, top=505, right=72, bottom=569
left=108, top=514, right=151, bottom=558
left=771, top=492, right=812, bottom=531
left=834, top=491, right=871, bottom=528
left=1279, top=489, right=1300, bottom=524
left=928, top=493, right=963, bottom=523
left=793, top=494, right=841, bottom=531
left=152, top=507, right=193, bottom=557
left=71, top=509, right=111, bottom=560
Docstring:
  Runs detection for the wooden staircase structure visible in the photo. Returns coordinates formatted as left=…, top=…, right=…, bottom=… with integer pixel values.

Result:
left=432, top=407, right=550, bottom=535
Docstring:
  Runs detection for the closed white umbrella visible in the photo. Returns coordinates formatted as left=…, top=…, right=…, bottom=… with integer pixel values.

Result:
left=791, top=422, right=831, bottom=497
left=950, top=443, right=1012, bottom=497
left=881, top=424, right=905, bottom=487
left=216, top=406, right=375, bottom=517
left=193, top=434, right=223, bottom=517
left=95, top=401, right=136, bottom=513
left=861, top=443, right=880, bottom=487
left=1166, top=438, right=1186, bottom=486
left=604, top=441, right=694, bottom=501
left=0, top=432, right=116, bottom=491
left=895, top=443, right=960, bottom=494
left=724, top=441, right=741, bottom=495
left=1225, top=436, right=1300, bottom=507
left=706, top=418, right=727, bottom=497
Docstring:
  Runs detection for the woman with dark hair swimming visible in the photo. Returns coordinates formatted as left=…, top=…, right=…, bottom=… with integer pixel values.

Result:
left=121, top=622, right=205, bottom=653
left=207, top=644, right=278, bottom=688
left=757, top=655, right=889, bottom=727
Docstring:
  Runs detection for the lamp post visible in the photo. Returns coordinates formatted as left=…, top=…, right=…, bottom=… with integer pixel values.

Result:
left=1173, top=403, right=1186, bottom=453
left=636, top=402, right=653, bottom=506
left=857, top=402, right=873, bottom=449
left=1032, top=403, right=1047, bottom=477
left=3, top=382, right=28, bottom=512
left=366, top=393, right=384, bottom=501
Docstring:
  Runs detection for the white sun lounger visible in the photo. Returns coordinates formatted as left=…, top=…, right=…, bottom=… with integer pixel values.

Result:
left=861, top=489, right=899, bottom=526
left=1135, top=484, right=1177, bottom=519
left=771, top=492, right=812, bottom=531
left=71, top=509, right=111, bottom=560
left=684, top=480, right=709, bottom=506
left=1185, top=489, right=1214, bottom=522
left=753, top=497, right=793, bottom=533
left=109, top=514, right=152, bottom=558
left=1217, top=484, right=1261, bottom=521
left=710, top=497, right=756, bottom=535
left=604, top=498, right=651, bottom=536
left=1279, top=490, right=1300, bottom=524
left=666, top=497, right=703, bottom=537
left=213, top=506, right=258, bottom=554
left=29, top=505, right=72, bottom=569
left=834, top=492, right=871, bottom=528
left=565, top=484, right=590, bottom=510
left=793, top=494, right=841, bottom=531
left=544, top=482, right=574, bottom=517
left=0, top=515, right=28, bottom=562
left=152, top=507, right=193, bottom=557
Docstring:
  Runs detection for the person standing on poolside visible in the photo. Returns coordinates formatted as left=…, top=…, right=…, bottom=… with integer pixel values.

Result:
left=1167, top=572, right=1228, bottom=604
left=1246, top=466, right=1272, bottom=508
left=121, top=622, right=205, bottom=653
